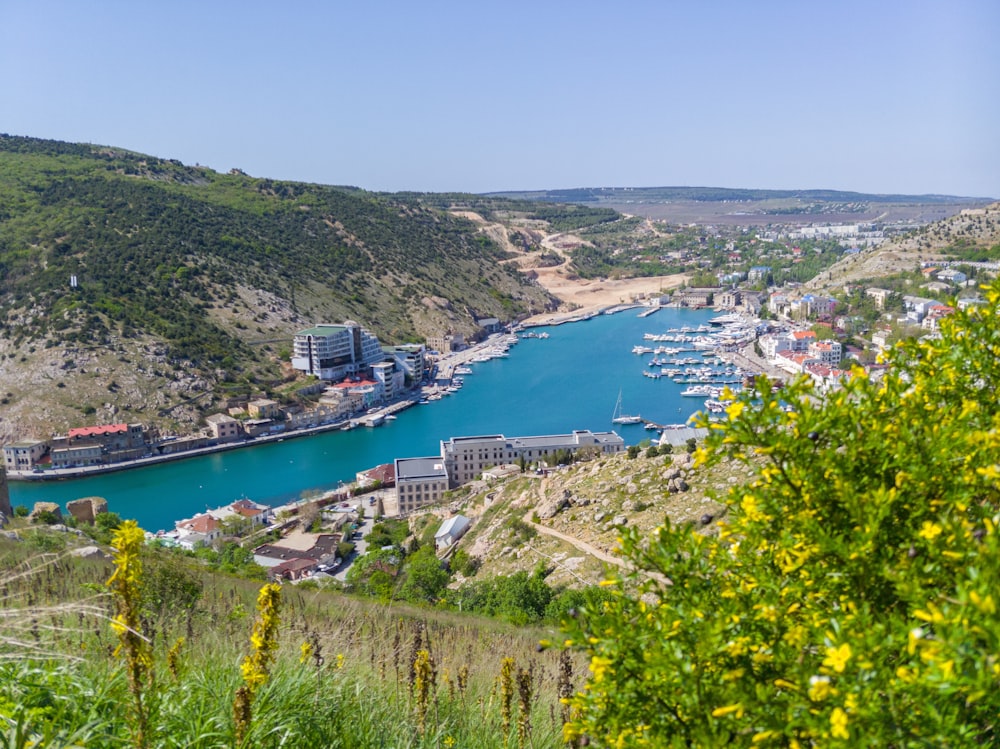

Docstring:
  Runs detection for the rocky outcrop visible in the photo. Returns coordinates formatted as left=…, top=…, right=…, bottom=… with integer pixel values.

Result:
left=29, top=502, right=62, bottom=523
left=67, top=496, right=109, bottom=525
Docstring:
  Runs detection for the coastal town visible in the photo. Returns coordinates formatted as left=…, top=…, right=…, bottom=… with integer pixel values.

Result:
left=5, top=256, right=991, bottom=585
left=5, top=255, right=990, bottom=485
left=4, top=191, right=997, bottom=589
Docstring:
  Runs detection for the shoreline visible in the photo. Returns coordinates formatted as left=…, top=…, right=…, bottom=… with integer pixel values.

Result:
left=7, top=399, right=418, bottom=483
left=7, top=332, right=531, bottom=484
left=7, top=274, right=690, bottom=485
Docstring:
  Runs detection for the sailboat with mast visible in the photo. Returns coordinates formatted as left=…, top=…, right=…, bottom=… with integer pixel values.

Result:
left=612, top=389, right=643, bottom=425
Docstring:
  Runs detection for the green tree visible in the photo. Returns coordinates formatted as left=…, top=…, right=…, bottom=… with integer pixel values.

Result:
left=398, top=545, right=451, bottom=603
left=561, top=284, right=1000, bottom=747
left=345, top=548, right=401, bottom=599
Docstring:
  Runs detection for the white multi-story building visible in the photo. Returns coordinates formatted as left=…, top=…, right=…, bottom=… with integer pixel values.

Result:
left=759, top=330, right=816, bottom=361
left=440, top=430, right=625, bottom=488
left=371, top=361, right=404, bottom=401
left=291, top=321, right=385, bottom=381
left=3, top=440, right=48, bottom=472
left=389, top=344, right=426, bottom=383
left=808, top=340, right=842, bottom=366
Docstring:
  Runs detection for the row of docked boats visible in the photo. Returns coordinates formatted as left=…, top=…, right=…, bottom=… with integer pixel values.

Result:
left=469, top=335, right=518, bottom=362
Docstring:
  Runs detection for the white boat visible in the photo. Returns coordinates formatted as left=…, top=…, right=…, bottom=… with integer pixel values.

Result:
left=611, top=390, right=643, bottom=425
left=681, top=384, right=717, bottom=397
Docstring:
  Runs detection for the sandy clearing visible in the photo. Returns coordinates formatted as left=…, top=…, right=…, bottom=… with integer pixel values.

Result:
left=523, top=270, right=690, bottom=325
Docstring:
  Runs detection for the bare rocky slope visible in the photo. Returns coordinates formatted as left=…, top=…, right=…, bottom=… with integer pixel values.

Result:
left=413, top=448, right=758, bottom=587
left=804, top=202, right=1000, bottom=292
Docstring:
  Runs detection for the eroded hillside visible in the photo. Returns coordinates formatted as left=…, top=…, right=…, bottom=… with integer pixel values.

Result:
left=430, top=448, right=758, bottom=588
left=804, top=202, right=1000, bottom=291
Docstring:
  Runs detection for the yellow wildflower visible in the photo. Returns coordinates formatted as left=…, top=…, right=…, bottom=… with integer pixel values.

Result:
left=918, top=521, right=943, bottom=540
left=969, top=591, right=996, bottom=614
left=711, top=703, right=745, bottom=718
left=808, top=675, right=833, bottom=702
left=589, top=655, right=614, bottom=683
left=822, top=643, right=852, bottom=673
left=752, top=730, right=780, bottom=743
left=830, top=707, right=849, bottom=739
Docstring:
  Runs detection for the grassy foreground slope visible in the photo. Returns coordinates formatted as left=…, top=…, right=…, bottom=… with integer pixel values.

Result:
left=0, top=531, right=575, bottom=748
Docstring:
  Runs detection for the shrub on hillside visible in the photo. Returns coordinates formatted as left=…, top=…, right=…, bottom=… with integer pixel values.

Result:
left=561, top=284, right=1000, bottom=746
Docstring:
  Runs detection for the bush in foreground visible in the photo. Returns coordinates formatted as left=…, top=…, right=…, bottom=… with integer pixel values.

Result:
left=561, top=286, right=1000, bottom=746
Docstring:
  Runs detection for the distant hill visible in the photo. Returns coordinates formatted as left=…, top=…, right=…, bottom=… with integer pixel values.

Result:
left=486, top=186, right=995, bottom=225
left=803, top=202, right=1000, bottom=291
left=487, top=186, right=994, bottom=204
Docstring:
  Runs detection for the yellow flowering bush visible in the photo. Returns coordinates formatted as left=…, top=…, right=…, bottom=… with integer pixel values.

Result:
left=561, top=284, right=1000, bottom=746
left=107, top=520, right=153, bottom=749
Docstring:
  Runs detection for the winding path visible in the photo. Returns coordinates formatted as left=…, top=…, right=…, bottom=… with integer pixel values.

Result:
left=521, top=478, right=625, bottom=568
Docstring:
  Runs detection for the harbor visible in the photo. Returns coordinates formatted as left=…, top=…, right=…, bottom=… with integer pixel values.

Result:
left=10, top=305, right=755, bottom=530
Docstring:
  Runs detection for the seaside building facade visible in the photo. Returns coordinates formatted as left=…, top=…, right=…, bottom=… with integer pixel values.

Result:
left=440, top=430, right=625, bottom=488
left=3, top=439, right=48, bottom=472
left=205, top=413, right=241, bottom=443
left=371, top=361, right=404, bottom=401
left=388, top=344, right=427, bottom=384
left=394, top=457, right=449, bottom=515
left=291, top=322, right=384, bottom=381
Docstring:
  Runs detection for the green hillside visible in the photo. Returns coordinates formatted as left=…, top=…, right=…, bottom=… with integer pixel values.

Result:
left=0, top=136, right=558, bottom=365
left=0, top=136, right=575, bottom=435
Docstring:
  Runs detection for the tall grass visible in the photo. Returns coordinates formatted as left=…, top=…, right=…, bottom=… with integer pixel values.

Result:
left=0, top=537, right=583, bottom=748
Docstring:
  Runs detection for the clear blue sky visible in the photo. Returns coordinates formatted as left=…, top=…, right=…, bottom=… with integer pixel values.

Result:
left=3, top=0, right=998, bottom=197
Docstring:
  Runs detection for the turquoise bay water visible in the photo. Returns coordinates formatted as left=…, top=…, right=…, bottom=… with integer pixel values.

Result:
left=10, top=307, right=717, bottom=530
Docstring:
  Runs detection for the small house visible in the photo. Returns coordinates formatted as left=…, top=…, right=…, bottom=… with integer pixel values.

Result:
left=435, top=514, right=471, bottom=550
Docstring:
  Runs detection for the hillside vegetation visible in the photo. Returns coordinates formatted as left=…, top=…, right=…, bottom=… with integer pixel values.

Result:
left=0, top=529, right=575, bottom=748
left=804, top=202, right=1000, bottom=291
left=0, top=136, right=571, bottom=437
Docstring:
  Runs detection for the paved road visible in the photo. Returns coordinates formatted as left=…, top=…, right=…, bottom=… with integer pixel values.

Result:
left=332, top=495, right=380, bottom=581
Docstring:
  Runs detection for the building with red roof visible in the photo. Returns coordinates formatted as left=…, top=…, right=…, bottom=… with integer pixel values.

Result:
left=356, top=462, right=395, bottom=489
left=65, top=423, right=146, bottom=450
